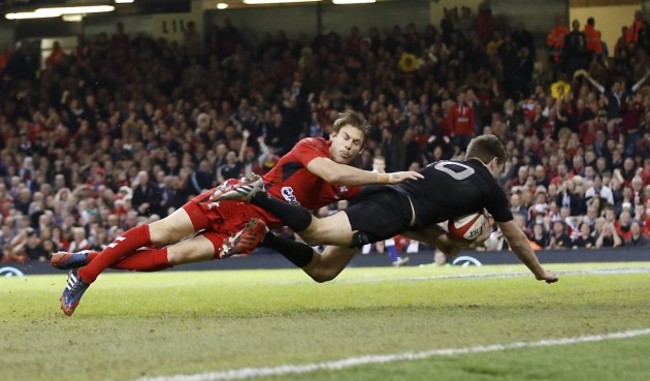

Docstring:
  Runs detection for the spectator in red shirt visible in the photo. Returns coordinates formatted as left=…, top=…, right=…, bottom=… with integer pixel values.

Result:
left=448, top=90, right=475, bottom=149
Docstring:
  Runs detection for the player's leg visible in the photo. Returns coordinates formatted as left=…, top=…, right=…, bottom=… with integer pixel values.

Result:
left=53, top=208, right=198, bottom=270
left=60, top=199, right=212, bottom=316
left=261, top=232, right=357, bottom=282
left=302, top=245, right=359, bottom=282
left=115, top=217, right=267, bottom=270
left=167, top=218, right=267, bottom=264
left=76, top=207, right=196, bottom=282
left=59, top=218, right=266, bottom=316
left=148, top=207, right=199, bottom=245
left=84, top=238, right=213, bottom=272
left=57, top=200, right=263, bottom=273
left=296, top=211, right=356, bottom=246
left=166, top=235, right=216, bottom=265
left=57, top=218, right=266, bottom=275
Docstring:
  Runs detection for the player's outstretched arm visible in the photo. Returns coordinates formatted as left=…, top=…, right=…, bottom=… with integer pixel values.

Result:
left=498, top=220, right=559, bottom=284
left=387, top=171, right=425, bottom=184
left=306, top=157, right=422, bottom=186
left=403, top=220, right=490, bottom=257
left=403, top=225, right=460, bottom=257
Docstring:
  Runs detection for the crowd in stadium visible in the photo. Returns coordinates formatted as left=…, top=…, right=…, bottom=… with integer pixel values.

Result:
left=2, top=2, right=650, bottom=263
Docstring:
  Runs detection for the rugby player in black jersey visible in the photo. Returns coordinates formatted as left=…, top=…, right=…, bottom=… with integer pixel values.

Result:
left=213, top=134, right=558, bottom=284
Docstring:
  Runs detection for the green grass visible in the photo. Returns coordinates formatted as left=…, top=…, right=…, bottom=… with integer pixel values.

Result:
left=1, top=263, right=649, bottom=381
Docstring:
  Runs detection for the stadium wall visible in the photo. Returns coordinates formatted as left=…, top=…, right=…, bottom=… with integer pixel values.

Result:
left=206, top=0, right=431, bottom=43
left=0, top=20, right=14, bottom=48
left=83, top=14, right=154, bottom=41
left=570, top=5, right=638, bottom=57
left=3, top=247, right=649, bottom=277
left=492, top=0, right=567, bottom=44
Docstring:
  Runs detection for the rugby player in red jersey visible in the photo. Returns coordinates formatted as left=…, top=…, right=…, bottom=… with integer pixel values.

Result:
left=56, top=109, right=426, bottom=315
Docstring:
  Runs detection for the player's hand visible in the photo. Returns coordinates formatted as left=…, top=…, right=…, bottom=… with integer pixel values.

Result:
left=388, top=171, right=424, bottom=184
left=536, top=269, right=559, bottom=284
left=468, top=216, right=490, bottom=248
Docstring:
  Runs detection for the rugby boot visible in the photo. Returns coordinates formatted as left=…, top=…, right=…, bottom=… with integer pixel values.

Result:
left=219, top=218, right=267, bottom=258
left=50, top=250, right=96, bottom=270
left=209, top=174, right=264, bottom=203
left=60, top=269, right=90, bottom=316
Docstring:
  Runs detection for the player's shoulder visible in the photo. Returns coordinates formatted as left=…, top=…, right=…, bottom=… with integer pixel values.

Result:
left=298, top=136, right=328, bottom=146
left=294, top=137, right=329, bottom=153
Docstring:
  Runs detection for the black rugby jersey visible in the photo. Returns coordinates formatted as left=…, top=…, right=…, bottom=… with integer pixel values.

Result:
left=394, top=159, right=513, bottom=227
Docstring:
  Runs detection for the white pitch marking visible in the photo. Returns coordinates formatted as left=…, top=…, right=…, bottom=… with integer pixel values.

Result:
left=135, top=328, right=650, bottom=381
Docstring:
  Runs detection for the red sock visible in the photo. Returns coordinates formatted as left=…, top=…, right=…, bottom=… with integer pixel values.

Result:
left=111, top=247, right=172, bottom=272
left=78, top=224, right=152, bottom=283
left=87, top=252, right=99, bottom=261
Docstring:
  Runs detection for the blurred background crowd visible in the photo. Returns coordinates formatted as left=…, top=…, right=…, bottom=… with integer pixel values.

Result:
left=2, top=1, right=650, bottom=263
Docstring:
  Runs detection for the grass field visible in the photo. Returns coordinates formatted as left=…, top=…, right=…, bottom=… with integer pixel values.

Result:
left=1, top=262, right=649, bottom=381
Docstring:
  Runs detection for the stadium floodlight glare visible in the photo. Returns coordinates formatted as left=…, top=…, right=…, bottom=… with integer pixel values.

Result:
left=244, top=0, right=321, bottom=4
left=217, top=3, right=229, bottom=9
left=6, top=11, right=59, bottom=20
left=333, top=0, right=376, bottom=3
left=62, top=14, right=84, bottom=22
left=6, top=5, right=115, bottom=19
left=38, top=5, right=116, bottom=15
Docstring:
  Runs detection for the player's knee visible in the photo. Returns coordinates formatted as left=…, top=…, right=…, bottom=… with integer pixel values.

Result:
left=309, top=269, right=338, bottom=283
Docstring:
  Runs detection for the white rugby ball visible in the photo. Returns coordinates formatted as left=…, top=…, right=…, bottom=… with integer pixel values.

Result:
left=448, top=212, right=487, bottom=241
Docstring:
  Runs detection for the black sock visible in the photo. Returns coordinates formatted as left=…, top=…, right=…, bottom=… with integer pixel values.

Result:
left=261, top=232, right=314, bottom=268
left=251, top=193, right=312, bottom=232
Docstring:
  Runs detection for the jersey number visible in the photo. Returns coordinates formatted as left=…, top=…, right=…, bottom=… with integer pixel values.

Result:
left=433, top=161, right=475, bottom=181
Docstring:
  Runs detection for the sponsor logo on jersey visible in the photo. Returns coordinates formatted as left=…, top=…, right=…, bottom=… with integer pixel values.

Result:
left=335, top=185, right=348, bottom=200
left=281, top=186, right=300, bottom=205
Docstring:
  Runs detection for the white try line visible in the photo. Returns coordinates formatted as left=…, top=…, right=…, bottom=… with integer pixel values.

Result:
left=136, top=328, right=650, bottom=381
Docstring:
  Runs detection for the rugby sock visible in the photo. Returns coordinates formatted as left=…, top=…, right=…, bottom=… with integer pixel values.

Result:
left=87, top=251, right=99, bottom=262
left=110, top=247, right=172, bottom=272
left=78, top=224, right=152, bottom=283
left=251, top=193, right=312, bottom=232
left=261, top=232, right=314, bottom=268
left=386, top=241, right=399, bottom=262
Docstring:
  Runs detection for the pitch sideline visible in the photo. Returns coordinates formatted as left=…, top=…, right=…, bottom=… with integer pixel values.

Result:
left=136, top=328, right=650, bottom=381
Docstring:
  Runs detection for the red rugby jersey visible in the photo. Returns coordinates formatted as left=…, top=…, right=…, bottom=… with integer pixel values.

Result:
left=251, top=137, right=361, bottom=228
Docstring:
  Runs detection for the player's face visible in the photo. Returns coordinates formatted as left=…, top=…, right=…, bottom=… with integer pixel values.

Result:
left=329, top=125, right=364, bottom=164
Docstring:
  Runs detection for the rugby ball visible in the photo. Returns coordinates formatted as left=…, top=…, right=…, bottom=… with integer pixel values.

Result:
left=448, top=212, right=487, bottom=241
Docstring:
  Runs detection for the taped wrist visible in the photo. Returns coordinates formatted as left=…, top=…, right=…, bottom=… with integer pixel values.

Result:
left=377, top=173, right=391, bottom=184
